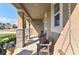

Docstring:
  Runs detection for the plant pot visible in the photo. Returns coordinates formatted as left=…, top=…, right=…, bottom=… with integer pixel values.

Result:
left=6, top=47, right=15, bottom=55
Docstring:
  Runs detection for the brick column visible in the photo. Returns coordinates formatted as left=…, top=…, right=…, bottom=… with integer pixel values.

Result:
left=16, top=9, right=25, bottom=48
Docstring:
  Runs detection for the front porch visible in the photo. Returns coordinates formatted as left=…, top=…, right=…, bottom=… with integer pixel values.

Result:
left=13, top=37, right=48, bottom=55
left=12, top=3, right=53, bottom=55
left=12, top=3, right=79, bottom=55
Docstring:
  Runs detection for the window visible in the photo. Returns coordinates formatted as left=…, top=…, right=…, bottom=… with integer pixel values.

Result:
left=51, top=4, right=63, bottom=33
left=54, top=3, right=60, bottom=26
left=54, top=14, right=60, bottom=26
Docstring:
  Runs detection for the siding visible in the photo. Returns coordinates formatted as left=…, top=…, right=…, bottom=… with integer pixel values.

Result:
left=53, top=3, right=79, bottom=55
left=63, top=3, right=69, bottom=27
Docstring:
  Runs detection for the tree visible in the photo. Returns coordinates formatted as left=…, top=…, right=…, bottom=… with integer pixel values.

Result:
left=13, top=24, right=17, bottom=28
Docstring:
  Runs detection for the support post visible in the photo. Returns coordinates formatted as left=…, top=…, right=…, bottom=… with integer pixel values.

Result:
left=16, top=9, right=25, bottom=48
left=28, top=19, right=30, bottom=40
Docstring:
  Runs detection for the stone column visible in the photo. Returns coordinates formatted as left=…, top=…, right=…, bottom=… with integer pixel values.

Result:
left=16, top=9, right=25, bottom=48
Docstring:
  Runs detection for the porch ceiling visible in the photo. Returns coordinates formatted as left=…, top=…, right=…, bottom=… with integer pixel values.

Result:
left=12, top=3, right=51, bottom=20
left=23, top=3, right=51, bottom=20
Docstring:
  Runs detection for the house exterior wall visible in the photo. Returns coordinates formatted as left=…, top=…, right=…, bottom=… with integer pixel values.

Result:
left=30, top=19, right=44, bottom=37
left=45, top=3, right=79, bottom=55
left=63, top=3, right=69, bottom=27
left=43, top=5, right=51, bottom=39
left=53, top=3, right=70, bottom=55
left=69, top=3, right=79, bottom=55
left=15, top=3, right=79, bottom=54
left=43, top=3, right=60, bottom=44
left=25, top=17, right=44, bottom=38
left=53, top=3, right=79, bottom=55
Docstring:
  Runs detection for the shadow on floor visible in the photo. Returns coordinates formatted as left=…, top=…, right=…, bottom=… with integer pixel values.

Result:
left=16, top=49, right=33, bottom=55
left=25, top=39, right=39, bottom=46
left=32, top=52, right=47, bottom=55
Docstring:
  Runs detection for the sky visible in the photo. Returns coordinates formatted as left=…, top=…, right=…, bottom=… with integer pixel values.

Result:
left=0, top=3, right=17, bottom=24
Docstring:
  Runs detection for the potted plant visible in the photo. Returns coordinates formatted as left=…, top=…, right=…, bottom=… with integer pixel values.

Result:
left=3, top=42, right=15, bottom=55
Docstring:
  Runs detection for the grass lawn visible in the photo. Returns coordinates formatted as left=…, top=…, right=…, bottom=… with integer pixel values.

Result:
left=0, top=33, right=16, bottom=42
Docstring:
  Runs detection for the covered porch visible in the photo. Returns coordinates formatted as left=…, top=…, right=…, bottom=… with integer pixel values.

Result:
left=12, top=3, right=79, bottom=55
left=12, top=3, right=53, bottom=55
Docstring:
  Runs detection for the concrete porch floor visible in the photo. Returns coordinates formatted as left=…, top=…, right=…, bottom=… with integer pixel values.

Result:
left=13, top=38, right=48, bottom=55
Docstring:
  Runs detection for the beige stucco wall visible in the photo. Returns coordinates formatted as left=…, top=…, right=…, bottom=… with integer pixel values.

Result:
left=43, top=4, right=60, bottom=46
left=53, top=3, right=79, bottom=55
left=30, top=19, right=44, bottom=37
left=43, top=5, right=51, bottom=39
left=25, top=19, right=44, bottom=37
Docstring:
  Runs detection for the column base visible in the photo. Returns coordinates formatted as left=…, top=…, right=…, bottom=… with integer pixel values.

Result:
left=16, top=29, right=24, bottom=48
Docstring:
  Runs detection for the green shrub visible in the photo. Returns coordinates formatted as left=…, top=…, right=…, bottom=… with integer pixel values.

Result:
left=6, top=37, right=16, bottom=43
left=0, top=36, right=16, bottom=49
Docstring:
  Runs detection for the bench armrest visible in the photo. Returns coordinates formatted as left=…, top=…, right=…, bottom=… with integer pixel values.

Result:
left=37, top=41, right=52, bottom=46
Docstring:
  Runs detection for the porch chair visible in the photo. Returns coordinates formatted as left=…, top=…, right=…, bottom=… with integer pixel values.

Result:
left=37, top=36, right=54, bottom=55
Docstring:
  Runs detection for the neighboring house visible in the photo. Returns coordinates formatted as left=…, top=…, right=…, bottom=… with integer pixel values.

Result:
left=5, top=23, right=12, bottom=29
left=0, top=23, right=13, bottom=29
left=0, top=23, right=5, bottom=29
left=13, top=3, right=79, bottom=55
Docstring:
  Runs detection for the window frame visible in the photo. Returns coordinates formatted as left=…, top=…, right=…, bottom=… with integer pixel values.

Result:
left=51, top=3, right=63, bottom=33
left=54, top=3, right=60, bottom=27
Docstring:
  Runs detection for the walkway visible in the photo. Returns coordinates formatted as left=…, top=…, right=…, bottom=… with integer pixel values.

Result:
left=13, top=41, right=37, bottom=55
left=13, top=37, right=48, bottom=55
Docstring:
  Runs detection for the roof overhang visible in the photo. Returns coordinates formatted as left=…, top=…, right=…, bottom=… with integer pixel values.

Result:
left=12, top=3, right=51, bottom=20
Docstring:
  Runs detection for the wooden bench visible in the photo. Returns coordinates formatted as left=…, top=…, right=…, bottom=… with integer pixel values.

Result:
left=37, top=41, right=53, bottom=55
